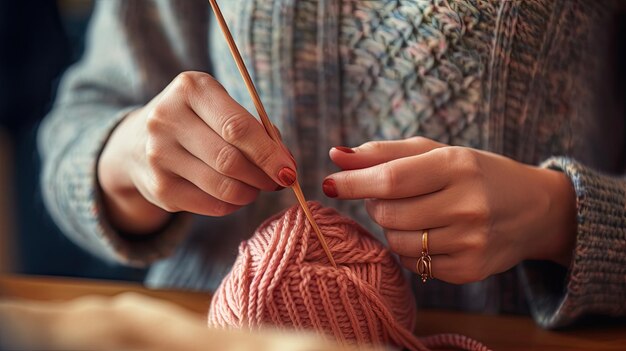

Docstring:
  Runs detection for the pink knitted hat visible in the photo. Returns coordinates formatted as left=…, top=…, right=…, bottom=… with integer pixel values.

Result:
left=208, top=202, right=489, bottom=351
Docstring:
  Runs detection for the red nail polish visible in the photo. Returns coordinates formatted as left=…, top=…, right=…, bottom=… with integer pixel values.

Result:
left=322, top=178, right=338, bottom=198
left=278, top=167, right=297, bottom=187
left=334, top=146, right=355, bottom=154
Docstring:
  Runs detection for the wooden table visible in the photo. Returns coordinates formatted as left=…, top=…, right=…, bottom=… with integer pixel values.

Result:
left=1, top=274, right=625, bottom=350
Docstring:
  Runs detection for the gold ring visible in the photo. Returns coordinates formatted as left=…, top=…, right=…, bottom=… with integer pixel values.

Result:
left=416, top=230, right=433, bottom=283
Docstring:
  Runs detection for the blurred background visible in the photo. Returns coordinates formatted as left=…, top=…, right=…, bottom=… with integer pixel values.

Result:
left=0, top=0, right=145, bottom=281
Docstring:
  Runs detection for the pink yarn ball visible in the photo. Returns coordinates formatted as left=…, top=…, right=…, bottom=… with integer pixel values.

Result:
left=208, top=202, right=489, bottom=351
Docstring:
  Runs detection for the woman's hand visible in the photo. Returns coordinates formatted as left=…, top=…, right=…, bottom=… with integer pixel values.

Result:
left=98, top=72, right=296, bottom=234
left=323, top=137, right=577, bottom=284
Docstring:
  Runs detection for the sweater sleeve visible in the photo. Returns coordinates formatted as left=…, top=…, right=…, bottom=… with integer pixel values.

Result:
left=519, top=157, right=626, bottom=328
left=38, top=0, right=207, bottom=267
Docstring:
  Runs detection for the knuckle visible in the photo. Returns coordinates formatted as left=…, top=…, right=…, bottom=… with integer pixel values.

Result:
left=381, top=204, right=394, bottom=228
left=341, top=172, right=357, bottom=197
left=221, top=113, right=251, bottom=144
left=452, top=147, right=481, bottom=176
left=194, top=73, right=216, bottom=90
left=145, top=105, right=169, bottom=134
left=361, top=140, right=385, bottom=153
left=173, top=72, right=223, bottom=100
left=215, top=177, right=239, bottom=203
left=368, top=200, right=393, bottom=228
left=464, top=233, right=488, bottom=253
left=441, top=146, right=460, bottom=162
left=380, top=162, right=397, bottom=195
left=458, top=202, right=490, bottom=224
left=214, top=145, right=239, bottom=175
left=173, top=72, right=197, bottom=93
left=214, top=178, right=257, bottom=206
left=409, top=136, right=429, bottom=145
left=431, top=147, right=454, bottom=172
left=252, top=144, right=275, bottom=170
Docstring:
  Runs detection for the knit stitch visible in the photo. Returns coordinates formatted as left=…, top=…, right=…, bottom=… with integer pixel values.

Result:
left=208, top=202, right=489, bottom=351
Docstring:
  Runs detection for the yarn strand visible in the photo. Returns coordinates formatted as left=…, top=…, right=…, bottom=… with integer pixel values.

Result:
left=209, top=202, right=490, bottom=351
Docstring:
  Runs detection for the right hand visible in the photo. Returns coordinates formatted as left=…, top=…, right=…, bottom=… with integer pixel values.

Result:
left=98, top=71, right=296, bottom=234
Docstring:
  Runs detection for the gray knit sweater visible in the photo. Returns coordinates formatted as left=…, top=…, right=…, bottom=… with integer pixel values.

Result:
left=39, top=0, right=626, bottom=329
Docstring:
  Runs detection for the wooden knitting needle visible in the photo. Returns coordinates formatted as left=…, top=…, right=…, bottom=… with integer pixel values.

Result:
left=208, top=0, right=337, bottom=268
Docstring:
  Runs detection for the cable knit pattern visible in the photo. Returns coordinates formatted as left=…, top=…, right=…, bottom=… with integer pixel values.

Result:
left=39, top=0, right=625, bottom=328
left=340, top=0, right=495, bottom=147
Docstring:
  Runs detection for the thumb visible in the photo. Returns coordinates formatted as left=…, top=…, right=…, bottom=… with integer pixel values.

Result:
left=329, top=136, right=445, bottom=170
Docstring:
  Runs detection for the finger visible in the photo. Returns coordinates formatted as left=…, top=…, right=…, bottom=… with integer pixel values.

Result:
left=365, top=191, right=457, bottom=230
left=323, top=148, right=450, bottom=199
left=399, top=255, right=446, bottom=282
left=272, top=123, right=283, bottom=141
left=399, top=255, right=481, bottom=285
left=385, top=227, right=459, bottom=257
left=329, top=137, right=445, bottom=170
left=272, top=122, right=296, bottom=165
left=170, top=148, right=259, bottom=206
left=176, top=72, right=297, bottom=187
left=160, top=177, right=242, bottom=217
left=175, top=110, right=277, bottom=191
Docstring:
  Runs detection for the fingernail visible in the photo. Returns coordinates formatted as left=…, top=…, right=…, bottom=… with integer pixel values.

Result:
left=333, top=146, right=355, bottom=154
left=278, top=167, right=297, bottom=187
left=322, top=178, right=338, bottom=198
left=274, top=184, right=285, bottom=191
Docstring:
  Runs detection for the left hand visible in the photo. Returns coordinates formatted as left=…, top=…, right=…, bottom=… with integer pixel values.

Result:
left=323, top=137, right=577, bottom=284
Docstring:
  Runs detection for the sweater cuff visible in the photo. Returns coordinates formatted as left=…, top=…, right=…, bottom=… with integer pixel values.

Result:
left=43, top=106, right=191, bottom=267
left=519, top=157, right=626, bottom=328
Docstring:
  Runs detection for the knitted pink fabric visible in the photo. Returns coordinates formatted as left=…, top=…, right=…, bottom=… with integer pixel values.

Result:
left=208, top=202, right=489, bottom=351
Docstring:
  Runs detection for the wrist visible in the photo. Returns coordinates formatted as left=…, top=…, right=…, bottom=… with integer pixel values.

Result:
left=98, top=109, right=171, bottom=235
left=531, top=167, right=577, bottom=266
left=99, top=187, right=171, bottom=235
